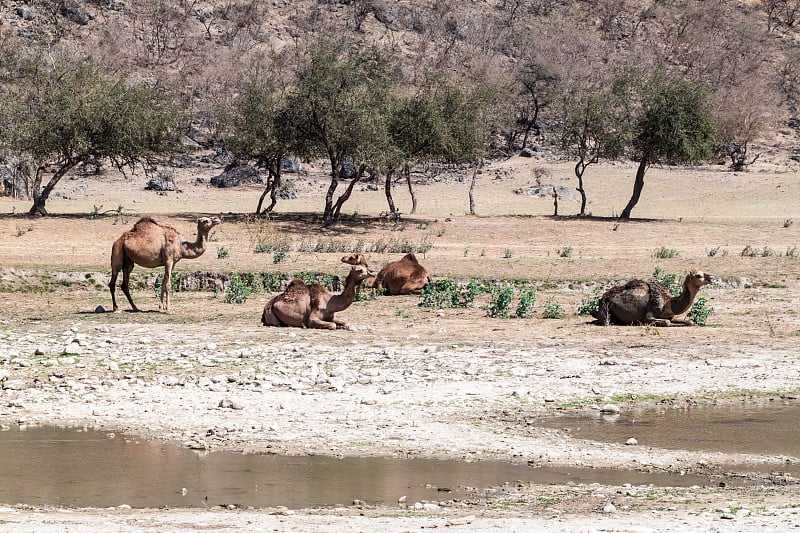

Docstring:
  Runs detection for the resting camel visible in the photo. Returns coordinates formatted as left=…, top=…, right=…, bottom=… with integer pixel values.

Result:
left=341, top=252, right=430, bottom=295
left=109, top=216, right=222, bottom=312
left=261, top=261, right=376, bottom=329
left=591, top=269, right=714, bottom=326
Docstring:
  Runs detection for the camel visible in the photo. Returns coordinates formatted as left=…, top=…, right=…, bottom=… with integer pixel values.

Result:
left=591, top=269, right=714, bottom=326
left=109, top=216, right=222, bottom=312
left=261, top=261, right=377, bottom=329
left=340, top=253, right=429, bottom=295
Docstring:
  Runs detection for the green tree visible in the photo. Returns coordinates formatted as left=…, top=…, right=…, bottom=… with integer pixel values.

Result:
left=620, top=75, right=716, bottom=220
left=384, top=77, right=494, bottom=217
left=558, top=80, right=631, bottom=216
left=221, top=55, right=300, bottom=214
left=289, top=35, right=394, bottom=223
left=1, top=59, right=181, bottom=216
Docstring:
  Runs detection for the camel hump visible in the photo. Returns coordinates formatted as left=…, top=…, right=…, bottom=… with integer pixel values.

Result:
left=132, top=216, right=159, bottom=229
left=402, top=253, right=419, bottom=263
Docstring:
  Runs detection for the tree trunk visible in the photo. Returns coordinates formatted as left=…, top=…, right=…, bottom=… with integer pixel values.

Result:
left=552, top=186, right=559, bottom=216
left=620, top=158, right=649, bottom=220
left=405, top=164, right=417, bottom=214
left=28, top=159, right=79, bottom=216
left=574, top=159, right=587, bottom=216
left=330, top=164, right=365, bottom=222
left=256, top=163, right=281, bottom=214
left=468, top=160, right=481, bottom=215
left=323, top=173, right=339, bottom=222
left=384, top=169, right=398, bottom=218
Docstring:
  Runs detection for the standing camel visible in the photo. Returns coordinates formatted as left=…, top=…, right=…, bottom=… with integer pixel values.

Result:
left=591, top=269, right=714, bottom=326
left=261, top=262, right=376, bottom=329
left=109, top=216, right=222, bottom=312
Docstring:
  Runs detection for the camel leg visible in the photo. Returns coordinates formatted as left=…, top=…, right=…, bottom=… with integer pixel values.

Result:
left=333, top=318, right=350, bottom=330
left=109, top=267, right=120, bottom=312
left=307, top=312, right=337, bottom=330
left=120, top=260, right=139, bottom=312
left=160, top=263, right=173, bottom=312
left=644, top=313, right=672, bottom=327
left=261, top=300, right=284, bottom=326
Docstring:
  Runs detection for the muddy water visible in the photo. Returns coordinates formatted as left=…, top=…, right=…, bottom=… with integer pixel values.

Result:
left=0, top=424, right=711, bottom=509
left=537, top=401, right=800, bottom=469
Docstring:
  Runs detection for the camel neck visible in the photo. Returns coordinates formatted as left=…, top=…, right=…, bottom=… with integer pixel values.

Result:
left=329, top=271, right=362, bottom=311
left=670, top=282, right=696, bottom=315
left=181, top=234, right=208, bottom=259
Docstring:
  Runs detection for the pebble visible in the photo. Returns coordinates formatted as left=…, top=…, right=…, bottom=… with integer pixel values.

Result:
left=218, top=399, right=244, bottom=410
left=3, top=380, right=26, bottom=390
left=626, top=437, right=638, bottom=445
left=600, top=403, right=621, bottom=414
left=603, top=502, right=616, bottom=513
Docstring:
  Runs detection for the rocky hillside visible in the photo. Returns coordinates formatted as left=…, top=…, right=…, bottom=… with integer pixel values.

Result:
left=1, top=0, right=799, bottom=161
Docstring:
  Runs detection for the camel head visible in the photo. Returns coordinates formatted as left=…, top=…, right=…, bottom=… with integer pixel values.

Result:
left=685, top=269, right=714, bottom=290
left=197, top=216, right=222, bottom=234
left=348, top=263, right=377, bottom=283
left=341, top=253, right=369, bottom=267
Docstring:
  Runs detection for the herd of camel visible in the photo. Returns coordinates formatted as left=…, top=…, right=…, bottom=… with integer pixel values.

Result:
left=108, top=216, right=714, bottom=329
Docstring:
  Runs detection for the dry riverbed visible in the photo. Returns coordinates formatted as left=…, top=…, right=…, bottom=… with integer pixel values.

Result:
left=1, top=159, right=800, bottom=531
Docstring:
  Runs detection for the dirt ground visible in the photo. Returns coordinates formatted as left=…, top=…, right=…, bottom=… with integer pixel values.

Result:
left=1, top=156, right=800, bottom=531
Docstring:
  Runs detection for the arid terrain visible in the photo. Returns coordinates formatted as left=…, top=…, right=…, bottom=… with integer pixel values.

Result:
left=1, top=155, right=800, bottom=531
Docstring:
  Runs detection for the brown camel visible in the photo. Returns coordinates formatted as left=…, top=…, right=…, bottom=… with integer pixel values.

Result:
left=340, top=253, right=429, bottom=295
left=261, top=262, right=376, bottom=329
left=109, top=216, right=222, bottom=312
left=591, top=269, right=714, bottom=326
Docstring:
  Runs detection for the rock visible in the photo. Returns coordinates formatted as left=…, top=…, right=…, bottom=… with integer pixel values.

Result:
left=210, top=165, right=262, bottom=188
left=625, top=437, right=638, bottom=446
left=602, top=502, right=616, bottom=513
left=3, top=380, right=26, bottom=390
left=218, top=398, right=244, bottom=410
left=62, top=342, right=84, bottom=355
left=0, top=369, right=8, bottom=381
left=600, top=403, right=621, bottom=414
left=720, top=512, right=736, bottom=520
left=95, top=305, right=106, bottom=313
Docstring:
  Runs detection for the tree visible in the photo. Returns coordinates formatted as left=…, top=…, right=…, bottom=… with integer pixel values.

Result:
left=289, top=35, right=394, bottom=223
left=221, top=56, right=299, bottom=214
left=620, top=75, right=716, bottom=220
left=558, top=80, right=631, bottom=216
left=383, top=77, right=495, bottom=217
left=1, top=58, right=181, bottom=216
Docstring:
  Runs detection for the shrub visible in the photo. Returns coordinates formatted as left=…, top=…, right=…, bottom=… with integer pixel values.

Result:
left=542, top=298, right=566, bottom=319
left=653, top=247, right=679, bottom=259
left=224, top=274, right=252, bottom=304
left=487, top=285, right=514, bottom=318
left=420, top=278, right=486, bottom=309
left=687, top=295, right=713, bottom=326
left=577, top=287, right=602, bottom=316
left=514, top=286, right=537, bottom=318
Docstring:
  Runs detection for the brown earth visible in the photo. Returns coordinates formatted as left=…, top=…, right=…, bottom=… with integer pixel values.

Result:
left=0, top=156, right=799, bottom=531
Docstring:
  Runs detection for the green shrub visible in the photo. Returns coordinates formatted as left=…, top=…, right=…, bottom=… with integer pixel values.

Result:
left=487, top=285, right=514, bottom=318
left=224, top=274, right=252, bottom=304
left=420, top=279, right=486, bottom=309
left=542, top=298, right=565, bottom=319
left=514, top=286, right=537, bottom=318
left=577, top=287, right=602, bottom=316
left=687, top=295, right=713, bottom=326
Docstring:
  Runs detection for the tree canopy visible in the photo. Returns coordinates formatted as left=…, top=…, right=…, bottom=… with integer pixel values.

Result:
left=1, top=57, right=182, bottom=215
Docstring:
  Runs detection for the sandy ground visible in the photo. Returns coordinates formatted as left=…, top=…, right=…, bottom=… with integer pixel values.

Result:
left=1, top=156, right=799, bottom=531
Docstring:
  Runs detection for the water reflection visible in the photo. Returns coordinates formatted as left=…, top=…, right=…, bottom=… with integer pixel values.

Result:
left=537, top=401, right=800, bottom=461
left=0, top=424, right=711, bottom=509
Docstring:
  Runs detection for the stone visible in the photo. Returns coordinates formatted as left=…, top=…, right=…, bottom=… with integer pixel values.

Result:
left=600, top=403, right=621, bottom=414
left=602, top=502, right=616, bottom=513
left=219, top=398, right=244, bottom=410
left=625, top=437, right=638, bottom=446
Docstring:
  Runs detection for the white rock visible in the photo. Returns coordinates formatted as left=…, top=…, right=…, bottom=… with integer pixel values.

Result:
left=603, top=502, right=616, bottom=513
left=625, top=437, right=638, bottom=446
left=600, top=403, right=620, bottom=414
